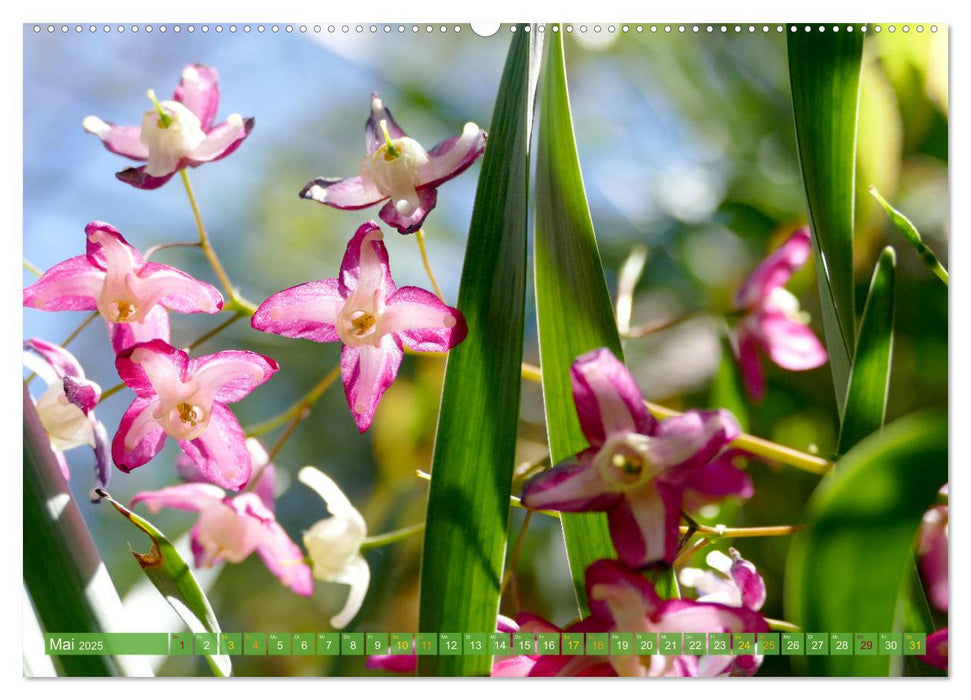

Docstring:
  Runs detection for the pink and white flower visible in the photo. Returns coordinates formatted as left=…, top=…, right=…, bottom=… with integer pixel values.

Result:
left=918, top=498, right=948, bottom=613
left=112, top=339, right=278, bottom=490
left=130, top=453, right=313, bottom=596
left=83, top=63, right=253, bottom=189
left=24, top=338, right=110, bottom=490
left=23, top=221, right=223, bottom=353
left=252, top=221, right=467, bottom=432
left=521, top=348, right=748, bottom=568
left=300, top=94, right=486, bottom=234
left=298, top=467, right=369, bottom=629
left=679, top=547, right=767, bottom=611
left=920, top=628, right=948, bottom=671
left=733, top=227, right=828, bottom=401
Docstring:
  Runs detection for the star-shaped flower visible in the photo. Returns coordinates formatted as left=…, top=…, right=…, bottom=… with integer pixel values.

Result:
left=300, top=94, right=486, bottom=234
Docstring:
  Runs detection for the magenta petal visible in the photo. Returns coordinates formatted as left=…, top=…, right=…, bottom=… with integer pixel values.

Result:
left=92, top=420, right=111, bottom=490
left=173, top=63, right=221, bottom=131
left=570, top=348, right=655, bottom=448
left=137, top=262, right=223, bottom=314
left=585, top=559, right=662, bottom=627
left=188, top=350, right=279, bottom=404
left=367, top=653, right=417, bottom=674
left=178, top=402, right=253, bottom=490
left=365, top=93, right=408, bottom=153
left=418, top=124, right=488, bottom=190
left=252, top=278, right=344, bottom=343
left=655, top=598, right=768, bottom=635
left=338, top=221, right=395, bottom=299
left=185, top=117, right=253, bottom=164
left=678, top=453, right=754, bottom=511
left=116, top=340, right=188, bottom=398
left=81, top=117, right=149, bottom=161
left=23, top=338, right=86, bottom=380
left=109, top=305, right=171, bottom=354
left=22, top=255, right=102, bottom=312
left=758, top=312, right=828, bottom=370
left=920, top=628, right=948, bottom=671
left=377, top=187, right=437, bottom=235
left=130, top=482, right=225, bottom=513
left=383, top=286, right=467, bottom=352
left=521, top=452, right=618, bottom=512
left=255, top=522, right=314, bottom=596
left=61, top=375, right=100, bottom=415
left=84, top=220, right=140, bottom=267
left=492, top=655, right=538, bottom=678
left=649, top=409, right=740, bottom=473
left=729, top=551, right=767, bottom=611
left=340, top=336, right=403, bottom=433
left=300, top=176, right=386, bottom=210
left=919, top=505, right=948, bottom=612
left=608, top=483, right=682, bottom=567
left=116, top=165, right=178, bottom=190
left=735, top=323, right=766, bottom=401
left=735, top=228, right=812, bottom=309
left=112, top=396, right=167, bottom=471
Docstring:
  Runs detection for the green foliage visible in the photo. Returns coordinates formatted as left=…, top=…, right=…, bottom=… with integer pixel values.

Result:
left=785, top=410, right=947, bottom=676
left=787, top=26, right=864, bottom=412
left=869, top=187, right=948, bottom=285
left=417, top=24, right=542, bottom=676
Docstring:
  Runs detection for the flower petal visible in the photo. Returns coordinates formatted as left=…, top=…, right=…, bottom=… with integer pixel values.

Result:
left=338, top=221, right=395, bottom=300
left=919, top=505, right=948, bottom=612
left=367, top=653, right=417, bottom=674
left=178, top=402, right=253, bottom=490
left=81, top=116, right=149, bottom=160
left=678, top=452, right=754, bottom=512
left=418, top=122, right=487, bottom=189
left=116, top=340, right=188, bottom=399
left=300, top=176, right=386, bottom=210
left=109, top=305, right=172, bottom=355
left=116, top=165, right=178, bottom=190
left=23, top=338, right=87, bottom=380
left=188, top=349, right=279, bottom=405
left=757, top=311, right=829, bottom=370
left=919, top=628, right=948, bottom=671
left=298, top=466, right=365, bottom=526
left=735, top=228, right=812, bottom=310
left=186, top=115, right=252, bottom=164
left=340, top=336, right=403, bottom=433
left=728, top=549, right=767, bottom=611
left=653, top=598, right=768, bottom=635
left=136, top=262, right=224, bottom=314
left=327, top=555, right=370, bottom=629
left=570, top=348, right=655, bottom=448
left=112, top=396, right=167, bottom=470
left=252, top=278, right=344, bottom=343
left=648, top=409, right=740, bottom=473
left=246, top=439, right=276, bottom=513
left=377, top=187, right=437, bottom=235
left=173, top=63, right=220, bottom=131
left=365, top=93, right=407, bottom=154
left=130, top=482, right=226, bottom=513
left=255, top=522, right=314, bottom=596
left=521, top=451, right=618, bottom=512
left=92, top=419, right=111, bottom=491
left=585, top=559, right=662, bottom=627
left=735, top=322, right=766, bottom=401
left=22, top=256, right=102, bottom=312
left=383, top=286, right=467, bottom=352
left=607, top=483, right=682, bottom=567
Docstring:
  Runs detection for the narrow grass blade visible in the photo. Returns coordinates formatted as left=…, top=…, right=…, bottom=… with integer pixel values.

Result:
left=869, top=186, right=948, bottom=285
left=417, top=24, right=542, bottom=677
left=787, top=26, right=864, bottom=412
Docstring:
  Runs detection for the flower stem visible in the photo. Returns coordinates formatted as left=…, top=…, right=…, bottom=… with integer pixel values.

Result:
left=623, top=310, right=708, bottom=339
left=185, top=312, right=244, bottom=351
left=143, top=240, right=201, bottom=261
left=244, top=364, right=342, bottom=439
left=179, top=169, right=258, bottom=316
left=765, top=617, right=802, bottom=633
left=359, top=522, right=426, bottom=552
left=414, top=228, right=445, bottom=302
left=99, top=381, right=126, bottom=401
left=414, top=469, right=561, bottom=519
left=23, top=259, right=43, bottom=277
left=499, top=510, right=533, bottom=599
left=680, top=524, right=806, bottom=539
left=673, top=536, right=710, bottom=568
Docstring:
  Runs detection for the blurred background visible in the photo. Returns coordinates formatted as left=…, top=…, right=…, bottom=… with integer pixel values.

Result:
left=23, top=23, right=948, bottom=676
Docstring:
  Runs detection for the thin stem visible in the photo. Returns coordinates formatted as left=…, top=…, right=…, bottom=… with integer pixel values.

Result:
left=359, top=522, right=426, bottom=552
left=179, top=169, right=258, bottom=316
left=23, top=259, right=43, bottom=278
left=623, top=310, right=707, bottom=339
left=679, top=524, right=806, bottom=539
left=244, top=364, right=342, bottom=438
left=499, top=510, right=534, bottom=599
left=673, top=536, right=710, bottom=568
left=143, top=240, right=201, bottom=261
left=765, top=618, right=802, bottom=633
left=185, top=312, right=243, bottom=351
left=414, top=228, right=445, bottom=302
left=414, top=470, right=561, bottom=519
left=99, top=382, right=126, bottom=401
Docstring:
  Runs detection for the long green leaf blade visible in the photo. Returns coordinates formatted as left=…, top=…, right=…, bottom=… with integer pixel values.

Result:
left=869, top=186, right=948, bottom=285
left=785, top=410, right=947, bottom=676
left=23, top=386, right=149, bottom=677
left=417, top=24, right=541, bottom=677
left=534, top=27, right=623, bottom=613
left=838, top=247, right=896, bottom=453
left=787, top=26, right=864, bottom=412
left=99, top=492, right=230, bottom=677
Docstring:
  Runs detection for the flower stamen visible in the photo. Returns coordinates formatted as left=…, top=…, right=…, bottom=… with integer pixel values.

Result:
left=379, top=119, right=399, bottom=159
left=146, top=89, right=172, bottom=128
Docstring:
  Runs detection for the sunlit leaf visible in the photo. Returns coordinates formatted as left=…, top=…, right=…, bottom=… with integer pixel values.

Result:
left=534, top=26, right=625, bottom=613
left=787, top=26, right=864, bottom=413
left=99, top=492, right=230, bottom=677
left=869, top=187, right=948, bottom=285
left=417, top=24, right=542, bottom=677
left=785, top=410, right=947, bottom=676
left=838, top=247, right=896, bottom=454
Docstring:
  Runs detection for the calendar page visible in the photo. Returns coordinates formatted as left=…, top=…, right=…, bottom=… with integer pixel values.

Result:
left=22, top=20, right=948, bottom=679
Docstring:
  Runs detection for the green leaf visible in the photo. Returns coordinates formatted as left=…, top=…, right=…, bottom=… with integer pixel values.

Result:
left=785, top=410, right=947, bottom=676
left=838, top=247, right=896, bottom=454
left=869, top=186, right=948, bottom=285
left=787, top=26, right=864, bottom=413
left=417, top=24, right=542, bottom=677
left=533, top=27, right=624, bottom=613
left=23, top=386, right=150, bottom=677
left=98, top=492, right=230, bottom=677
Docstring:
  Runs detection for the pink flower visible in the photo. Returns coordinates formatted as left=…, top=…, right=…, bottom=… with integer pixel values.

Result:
left=130, top=449, right=313, bottom=596
left=733, top=227, right=828, bottom=401
left=679, top=547, right=767, bottom=611
left=300, top=94, right=486, bottom=234
left=24, top=338, right=110, bottom=491
left=23, top=222, right=223, bottom=353
left=521, top=348, right=747, bottom=568
left=920, top=628, right=948, bottom=671
left=527, top=560, right=768, bottom=677
left=252, top=221, right=467, bottom=432
left=83, top=63, right=253, bottom=189
left=112, top=339, right=278, bottom=490
left=918, top=498, right=948, bottom=613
